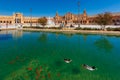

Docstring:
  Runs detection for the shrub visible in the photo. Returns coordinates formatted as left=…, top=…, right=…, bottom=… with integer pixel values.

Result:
left=48, top=27, right=62, bottom=29
left=74, top=27, right=101, bottom=30
left=74, top=27, right=82, bottom=30
left=107, top=27, right=120, bottom=31
left=23, top=26, right=62, bottom=29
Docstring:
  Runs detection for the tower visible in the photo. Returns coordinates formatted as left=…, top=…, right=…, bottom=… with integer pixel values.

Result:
left=83, top=9, right=88, bottom=24
left=83, top=9, right=87, bottom=16
left=56, top=11, right=59, bottom=16
left=55, top=11, right=59, bottom=24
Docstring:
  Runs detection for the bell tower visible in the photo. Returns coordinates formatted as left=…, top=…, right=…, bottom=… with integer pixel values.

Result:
left=83, top=9, right=87, bottom=16
left=56, top=11, right=59, bottom=17
left=55, top=11, right=59, bottom=24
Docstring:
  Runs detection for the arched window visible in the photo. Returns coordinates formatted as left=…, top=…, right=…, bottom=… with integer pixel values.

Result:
left=94, top=20, right=96, bottom=23
left=89, top=21, right=91, bottom=23
left=117, top=19, right=120, bottom=22
left=112, top=20, right=115, bottom=22
left=80, top=21, right=82, bottom=23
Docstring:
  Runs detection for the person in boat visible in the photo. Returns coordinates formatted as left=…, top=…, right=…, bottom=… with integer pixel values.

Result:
left=64, top=58, right=72, bottom=63
left=82, top=64, right=97, bottom=71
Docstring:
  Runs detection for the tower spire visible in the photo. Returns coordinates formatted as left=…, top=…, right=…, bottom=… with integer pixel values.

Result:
left=56, top=11, right=59, bottom=16
left=83, top=9, right=86, bottom=14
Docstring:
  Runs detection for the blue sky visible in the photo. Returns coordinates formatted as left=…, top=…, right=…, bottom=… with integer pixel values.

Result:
left=0, top=0, right=120, bottom=17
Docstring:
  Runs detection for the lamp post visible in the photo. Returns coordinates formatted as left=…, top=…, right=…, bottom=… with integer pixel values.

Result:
left=78, top=1, right=80, bottom=27
left=30, top=8, right=32, bottom=27
left=15, top=16, right=18, bottom=28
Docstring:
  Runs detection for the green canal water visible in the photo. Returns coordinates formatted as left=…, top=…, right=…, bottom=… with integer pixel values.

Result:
left=0, top=30, right=120, bottom=80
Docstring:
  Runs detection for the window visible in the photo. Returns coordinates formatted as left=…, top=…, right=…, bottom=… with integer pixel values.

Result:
left=89, top=21, right=91, bottom=23
left=16, top=14, right=18, bottom=17
left=117, top=19, right=120, bottom=22
left=15, top=19, right=21, bottom=23
left=112, top=20, right=115, bottom=22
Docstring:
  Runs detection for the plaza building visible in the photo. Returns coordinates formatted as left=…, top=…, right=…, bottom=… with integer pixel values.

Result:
left=0, top=13, right=38, bottom=26
left=54, top=10, right=120, bottom=25
left=54, top=10, right=88, bottom=25
left=0, top=11, right=120, bottom=28
left=0, top=13, right=56, bottom=29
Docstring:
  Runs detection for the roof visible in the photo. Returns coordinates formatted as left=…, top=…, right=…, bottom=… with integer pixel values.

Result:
left=112, top=12, right=120, bottom=16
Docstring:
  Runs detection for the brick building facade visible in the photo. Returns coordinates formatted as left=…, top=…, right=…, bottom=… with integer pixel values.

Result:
left=54, top=10, right=120, bottom=25
left=0, top=11, right=120, bottom=26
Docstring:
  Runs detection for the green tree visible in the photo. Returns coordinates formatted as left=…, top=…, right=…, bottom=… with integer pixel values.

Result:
left=38, top=17, right=47, bottom=27
left=95, top=12, right=112, bottom=30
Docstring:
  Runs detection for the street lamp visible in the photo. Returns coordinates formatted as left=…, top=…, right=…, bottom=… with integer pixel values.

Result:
left=30, top=8, right=32, bottom=27
left=78, top=1, right=80, bottom=27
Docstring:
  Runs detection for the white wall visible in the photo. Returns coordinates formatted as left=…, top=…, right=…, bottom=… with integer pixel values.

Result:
left=0, top=24, right=16, bottom=29
left=1, top=24, right=120, bottom=29
left=74, top=25, right=120, bottom=29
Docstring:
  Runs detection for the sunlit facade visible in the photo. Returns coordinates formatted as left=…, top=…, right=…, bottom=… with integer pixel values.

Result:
left=0, top=13, right=38, bottom=25
left=0, top=12, right=120, bottom=27
left=54, top=10, right=120, bottom=25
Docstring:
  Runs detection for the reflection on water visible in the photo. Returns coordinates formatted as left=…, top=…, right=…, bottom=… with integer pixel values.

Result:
left=94, top=36, right=113, bottom=52
left=0, top=31, right=120, bottom=80
left=54, top=32, right=74, bottom=38
left=12, top=30, right=23, bottom=39
left=0, top=30, right=23, bottom=40
left=82, top=34, right=88, bottom=42
left=38, top=33, right=48, bottom=42
left=0, top=34, right=12, bottom=40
